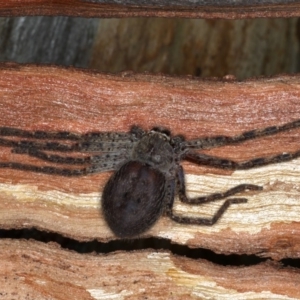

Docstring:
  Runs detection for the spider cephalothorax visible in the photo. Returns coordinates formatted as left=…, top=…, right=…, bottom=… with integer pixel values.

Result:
left=0, top=119, right=299, bottom=238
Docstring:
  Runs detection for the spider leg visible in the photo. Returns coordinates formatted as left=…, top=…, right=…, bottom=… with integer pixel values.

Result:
left=186, top=150, right=300, bottom=170
left=0, top=162, right=94, bottom=176
left=0, top=158, right=125, bottom=174
left=0, top=127, right=81, bottom=140
left=11, top=147, right=90, bottom=164
left=0, top=137, right=78, bottom=152
left=11, top=147, right=128, bottom=171
left=184, top=119, right=300, bottom=150
left=0, top=128, right=135, bottom=174
left=0, top=127, right=139, bottom=153
left=0, top=135, right=138, bottom=153
left=165, top=168, right=253, bottom=226
left=2, top=144, right=128, bottom=174
left=176, top=166, right=262, bottom=204
left=166, top=197, right=247, bottom=226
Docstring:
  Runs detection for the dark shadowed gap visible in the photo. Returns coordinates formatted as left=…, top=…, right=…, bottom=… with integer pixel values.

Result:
left=281, top=258, right=300, bottom=268
left=0, top=228, right=267, bottom=266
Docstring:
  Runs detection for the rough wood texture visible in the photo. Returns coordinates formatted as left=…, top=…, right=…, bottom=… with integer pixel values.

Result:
left=0, top=64, right=300, bottom=261
left=90, top=18, right=298, bottom=79
left=1, top=0, right=300, bottom=18
left=1, top=239, right=300, bottom=300
left=1, top=17, right=297, bottom=80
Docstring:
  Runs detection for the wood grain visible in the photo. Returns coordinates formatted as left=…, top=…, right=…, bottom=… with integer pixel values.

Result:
left=1, top=0, right=300, bottom=18
left=0, top=64, right=299, bottom=261
left=90, top=18, right=298, bottom=80
left=0, top=18, right=297, bottom=80
left=1, top=239, right=300, bottom=300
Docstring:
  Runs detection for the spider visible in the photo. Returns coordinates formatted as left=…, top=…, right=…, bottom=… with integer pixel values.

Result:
left=0, top=119, right=299, bottom=238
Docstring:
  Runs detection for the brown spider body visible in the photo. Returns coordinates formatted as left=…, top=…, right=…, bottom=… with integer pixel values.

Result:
left=102, top=128, right=182, bottom=237
left=102, top=160, right=167, bottom=237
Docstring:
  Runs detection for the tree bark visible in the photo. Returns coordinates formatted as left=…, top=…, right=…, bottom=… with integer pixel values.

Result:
left=1, top=0, right=300, bottom=18
left=0, top=64, right=299, bottom=261
left=1, top=239, right=300, bottom=299
left=0, top=17, right=297, bottom=79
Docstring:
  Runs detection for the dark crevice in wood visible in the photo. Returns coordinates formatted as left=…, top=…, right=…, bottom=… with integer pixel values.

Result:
left=281, top=258, right=300, bottom=268
left=0, top=228, right=266, bottom=266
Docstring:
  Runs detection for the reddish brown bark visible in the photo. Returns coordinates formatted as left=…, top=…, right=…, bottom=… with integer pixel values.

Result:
left=0, top=0, right=300, bottom=18
left=0, top=64, right=299, bottom=261
left=1, top=239, right=300, bottom=299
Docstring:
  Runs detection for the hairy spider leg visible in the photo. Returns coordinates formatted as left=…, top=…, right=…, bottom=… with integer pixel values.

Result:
left=0, top=162, right=93, bottom=176
left=0, top=127, right=82, bottom=140
left=0, top=128, right=138, bottom=174
left=164, top=175, right=248, bottom=225
left=10, top=147, right=130, bottom=172
left=0, top=137, right=77, bottom=152
left=186, top=150, right=300, bottom=170
left=170, top=120, right=300, bottom=225
left=0, top=136, right=135, bottom=152
left=0, top=127, right=137, bottom=153
left=166, top=197, right=247, bottom=225
left=0, top=149, right=130, bottom=174
left=184, top=119, right=300, bottom=150
left=0, top=127, right=133, bottom=143
left=11, top=147, right=91, bottom=164
left=176, top=166, right=262, bottom=204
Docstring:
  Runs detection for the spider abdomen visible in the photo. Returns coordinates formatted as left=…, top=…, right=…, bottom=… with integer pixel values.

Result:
left=102, top=161, right=166, bottom=238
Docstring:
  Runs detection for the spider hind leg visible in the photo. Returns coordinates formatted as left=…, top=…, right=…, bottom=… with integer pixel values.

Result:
left=165, top=166, right=261, bottom=226
left=166, top=197, right=247, bottom=226
left=176, top=166, right=262, bottom=205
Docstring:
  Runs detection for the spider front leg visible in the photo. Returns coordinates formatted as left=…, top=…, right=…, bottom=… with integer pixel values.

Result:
left=165, top=167, right=259, bottom=226
left=184, top=119, right=300, bottom=150
left=186, top=150, right=300, bottom=170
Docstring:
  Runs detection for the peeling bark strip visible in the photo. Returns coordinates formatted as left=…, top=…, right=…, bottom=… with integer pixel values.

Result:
left=1, top=0, right=300, bottom=18
left=1, top=239, right=300, bottom=300
left=0, top=64, right=300, bottom=259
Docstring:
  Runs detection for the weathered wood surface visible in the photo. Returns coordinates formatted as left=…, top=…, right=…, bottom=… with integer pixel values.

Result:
left=1, top=17, right=297, bottom=80
left=0, top=64, right=299, bottom=261
left=1, top=239, right=300, bottom=300
left=1, top=0, right=300, bottom=18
